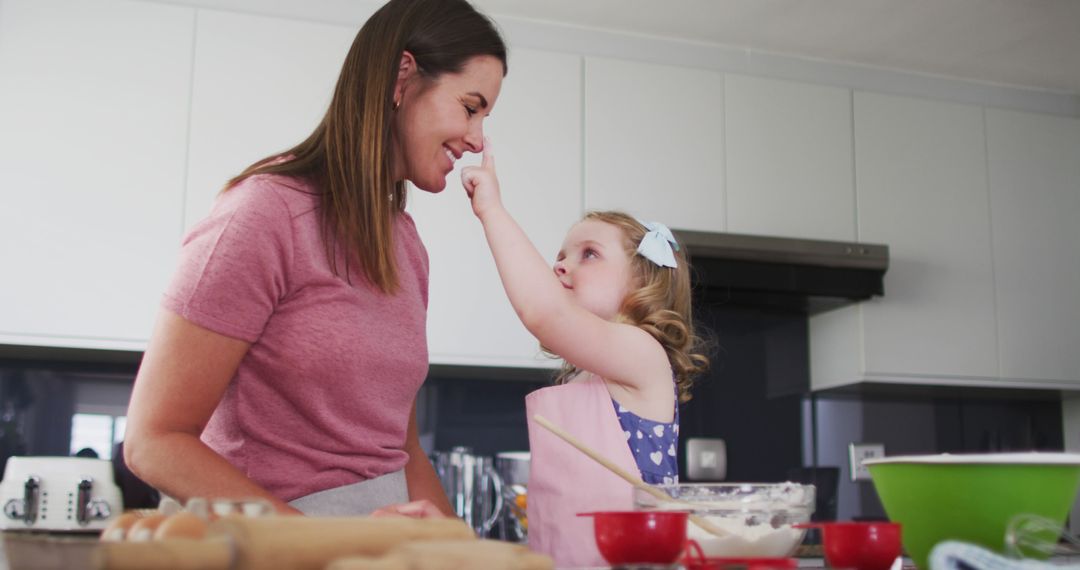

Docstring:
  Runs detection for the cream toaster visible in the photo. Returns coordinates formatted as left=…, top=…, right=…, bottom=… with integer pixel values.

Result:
left=0, top=456, right=123, bottom=532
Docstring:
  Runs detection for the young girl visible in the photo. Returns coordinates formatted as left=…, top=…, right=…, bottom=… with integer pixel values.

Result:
left=462, top=142, right=709, bottom=567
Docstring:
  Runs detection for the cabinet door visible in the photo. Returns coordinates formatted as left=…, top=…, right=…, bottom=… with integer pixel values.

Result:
left=986, top=109, right=1080, bottom=383
left=854, top=92, right=998, bottom=379
left=0, top=0, right=194, bottom=349
left=725, top=74, right=855, bottom=241
left=408, top=48, right=582, bottom=368
left=184, top=10, right=359, bottom=228
left=584, top=57, right=725, bottom=232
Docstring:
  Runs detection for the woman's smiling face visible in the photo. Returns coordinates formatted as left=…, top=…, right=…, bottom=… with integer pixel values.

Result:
left=392, top=54, right=504, bottom=193
left=554, top=219, right=636, bottom=320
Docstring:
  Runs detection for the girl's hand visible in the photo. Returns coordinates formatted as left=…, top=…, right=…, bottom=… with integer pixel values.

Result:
left=460, top=137, right=501, bottom=219
left=370, top=499, right=447, bottom=519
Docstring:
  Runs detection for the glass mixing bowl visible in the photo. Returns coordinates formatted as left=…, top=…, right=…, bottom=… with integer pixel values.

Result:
left=634, top=483, right=816, bottom=558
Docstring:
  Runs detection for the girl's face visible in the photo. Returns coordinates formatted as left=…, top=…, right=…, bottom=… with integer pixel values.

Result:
left=554, top=220, right=636, bottom=320
left=392, top=54, right=504, bottom=193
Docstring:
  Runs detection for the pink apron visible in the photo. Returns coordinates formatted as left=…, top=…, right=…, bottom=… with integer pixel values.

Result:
left=526, top=374, right=639, bottom=569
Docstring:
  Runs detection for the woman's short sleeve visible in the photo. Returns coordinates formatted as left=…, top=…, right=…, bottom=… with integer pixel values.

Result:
left=162, top=181, right=295, bottom=343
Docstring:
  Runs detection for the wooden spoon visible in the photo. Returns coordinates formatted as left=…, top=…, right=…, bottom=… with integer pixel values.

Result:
left=532, top=414, right=726, bottom=537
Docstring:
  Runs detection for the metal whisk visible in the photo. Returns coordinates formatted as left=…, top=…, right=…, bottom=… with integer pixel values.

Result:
left=1004, top=513, right=1080, bottom=559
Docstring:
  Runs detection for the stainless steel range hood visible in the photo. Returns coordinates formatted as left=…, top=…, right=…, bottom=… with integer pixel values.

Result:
left=672, top=230, right=889, bottom=314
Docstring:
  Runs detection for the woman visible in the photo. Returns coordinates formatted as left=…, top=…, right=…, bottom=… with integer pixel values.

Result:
left=124, top=0, right=506, bottom=516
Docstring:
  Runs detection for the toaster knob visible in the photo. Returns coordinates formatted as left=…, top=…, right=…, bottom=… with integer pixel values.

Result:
left=4, top=498, right=25, bottom=521
left=86, top=499, right=112, bottom=521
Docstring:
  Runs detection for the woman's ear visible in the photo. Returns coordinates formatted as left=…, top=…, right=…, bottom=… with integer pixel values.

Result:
left=393, top=50, right=418, bottom=105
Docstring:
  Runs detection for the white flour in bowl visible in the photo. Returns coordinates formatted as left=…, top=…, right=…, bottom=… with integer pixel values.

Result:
left=640, top=483, right=814, bottom=558
left=687, top=516, right=805, bottom=557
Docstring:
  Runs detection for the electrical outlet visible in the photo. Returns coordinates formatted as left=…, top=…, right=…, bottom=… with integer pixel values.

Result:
left=686, top=437, right=727, bottom=481
left=848, top=443, right=885, bottom=482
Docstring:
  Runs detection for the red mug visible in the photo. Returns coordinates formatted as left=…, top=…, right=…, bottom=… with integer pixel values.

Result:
left=795, top=521, right=902, bottom=570
left=578, top=511, right=688, bottom=565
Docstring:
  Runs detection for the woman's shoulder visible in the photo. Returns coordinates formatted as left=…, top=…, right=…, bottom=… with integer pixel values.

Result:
left=395, top=210, right=428, bottom=262
left=397, top=209, right=420, bottom=234
left=218, top=173, right=318, bottom=220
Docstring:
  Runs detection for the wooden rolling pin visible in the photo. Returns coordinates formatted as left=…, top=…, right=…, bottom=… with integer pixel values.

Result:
left=326, top=539, right=553, bottom=570
left=94, top=515, right=476, bottom=570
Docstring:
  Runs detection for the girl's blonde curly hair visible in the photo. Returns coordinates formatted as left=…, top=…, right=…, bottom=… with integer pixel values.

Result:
left=550, top=211, right=710, bottom=403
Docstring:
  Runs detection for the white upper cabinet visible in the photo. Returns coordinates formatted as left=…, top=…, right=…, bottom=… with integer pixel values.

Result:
left=986, top=108, right=1080, bottom=383
left=854, top=92, right=997, bottom=380
left=583, top=57, right=725, bottom=232
left=0, top=0, right=195, bottom=349
left=724, top=74, right=855, bottom=241
left=408, top=48, right=582, bottom=368
left=184, top=10, right=358, bottom=228
left=811, top=92, right=998, bottom=388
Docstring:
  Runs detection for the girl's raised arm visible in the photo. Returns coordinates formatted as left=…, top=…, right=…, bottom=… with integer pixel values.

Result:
left=462, top=144, right=670, bottom=392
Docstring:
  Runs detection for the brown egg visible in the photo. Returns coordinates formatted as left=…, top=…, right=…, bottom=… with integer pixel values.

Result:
left=153, top=511, right=209, bottom=541
left=99, top=512, right=141, bottom=542
left=127, top=513, right=169, bottom=542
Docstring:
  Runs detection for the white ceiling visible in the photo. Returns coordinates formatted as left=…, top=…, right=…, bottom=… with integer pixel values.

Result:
left=473, top=0, right=1080, bottom=95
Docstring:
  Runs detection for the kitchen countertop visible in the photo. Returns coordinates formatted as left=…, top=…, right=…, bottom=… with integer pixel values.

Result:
left=1, top=531, right=98, bottom=570
left=1, top=533, right=1077, bottom=570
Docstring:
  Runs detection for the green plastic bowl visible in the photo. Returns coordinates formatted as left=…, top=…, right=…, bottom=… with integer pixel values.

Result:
left=865, top=453, right=1080, bottom=570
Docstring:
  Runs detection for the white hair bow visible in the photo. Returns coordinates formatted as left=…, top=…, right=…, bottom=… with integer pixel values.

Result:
left=636, top=221, right=680, bottom=268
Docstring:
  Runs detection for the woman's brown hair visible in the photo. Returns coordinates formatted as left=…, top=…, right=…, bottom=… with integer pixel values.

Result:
left=552, top=211, right=710, bottom=403
left=223, top=0, right=507, bottom=294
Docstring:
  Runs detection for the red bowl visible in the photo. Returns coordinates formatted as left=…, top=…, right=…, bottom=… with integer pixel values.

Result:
left=797, top=522, right=902, bottom=570
left=579, top=511, right=688, bottom=565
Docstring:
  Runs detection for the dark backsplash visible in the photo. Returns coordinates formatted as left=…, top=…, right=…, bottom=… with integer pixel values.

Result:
left=426, top=376, right=545, bottom=456
left=679, top=303, right=806, bottom=483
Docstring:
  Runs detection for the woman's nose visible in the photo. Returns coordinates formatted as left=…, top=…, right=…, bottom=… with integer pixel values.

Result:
left=464, top=122, right=484, bottom=153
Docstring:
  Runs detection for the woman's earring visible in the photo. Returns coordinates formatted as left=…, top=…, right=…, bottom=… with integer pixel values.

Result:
left=392, top=99, right=400, bottom=111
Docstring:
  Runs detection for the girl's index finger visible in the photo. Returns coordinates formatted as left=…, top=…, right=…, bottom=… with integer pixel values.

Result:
left=481, top=136, right=494, bottom=171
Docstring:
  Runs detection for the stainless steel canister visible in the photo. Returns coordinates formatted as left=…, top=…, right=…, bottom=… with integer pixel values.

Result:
left=494, top=451, right=530, bottom=542
left=430, top=446, right=504, bottom=537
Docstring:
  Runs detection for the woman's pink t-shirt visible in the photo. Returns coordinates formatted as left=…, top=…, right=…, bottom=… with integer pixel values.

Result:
left=162, top=174, right=429, bottom=501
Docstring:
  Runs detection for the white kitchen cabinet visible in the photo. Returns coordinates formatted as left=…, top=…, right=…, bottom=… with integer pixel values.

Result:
left=724, top=74, right=855, bottom=241
left=184, top=9, right=359, bottom=228
left=986, top=108, right=1080, bottom=384
left=0, top=0, right=195, bottom=350
left=811, top=92, right=999, bottom=388
left=584, top=57, right=725, bottom=232
left=408, top=48, right=582, bottom=368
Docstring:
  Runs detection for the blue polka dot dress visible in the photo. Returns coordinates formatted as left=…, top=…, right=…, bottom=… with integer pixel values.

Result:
left=612, top=394, right=679, bottom=485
